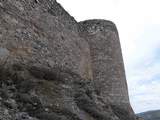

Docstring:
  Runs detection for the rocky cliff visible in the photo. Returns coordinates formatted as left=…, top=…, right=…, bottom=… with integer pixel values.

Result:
left=0, top=0, right=135, bottom=120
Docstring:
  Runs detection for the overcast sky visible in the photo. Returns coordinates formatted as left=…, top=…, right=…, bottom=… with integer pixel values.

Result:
left=58, top=0, right=160, bottom=113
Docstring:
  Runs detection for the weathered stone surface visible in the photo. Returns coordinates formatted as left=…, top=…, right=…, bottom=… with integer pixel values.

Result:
left=79, top=20, right=131, bottom=107
left=79, top=19, right=135, bottom=119
left=0, top=0, right=92, bottom=80
left=0, top=0, right=136, bottom=120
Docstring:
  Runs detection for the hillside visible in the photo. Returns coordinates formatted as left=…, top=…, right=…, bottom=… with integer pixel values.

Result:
left=137, top=110, right=160, bottom=120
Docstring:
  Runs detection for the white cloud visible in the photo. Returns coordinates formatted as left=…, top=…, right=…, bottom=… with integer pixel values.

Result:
left=58, top=0, right=160, bottom=113
left=130, top=81, right=160, bottom=113
left=127, top=58, right=160, bottom=113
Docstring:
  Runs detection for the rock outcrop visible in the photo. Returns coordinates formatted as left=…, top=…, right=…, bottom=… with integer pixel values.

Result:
left=0, top=0, right=135, bottom=120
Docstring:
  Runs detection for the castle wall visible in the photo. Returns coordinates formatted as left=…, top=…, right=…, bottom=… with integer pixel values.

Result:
left=79, top=20, right=130, bottom=108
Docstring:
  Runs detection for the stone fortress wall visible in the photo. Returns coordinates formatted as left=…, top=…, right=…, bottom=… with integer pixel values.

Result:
left=0, top=0, right=135, bottom=119
left=79, top=20, right=130, bottom=109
